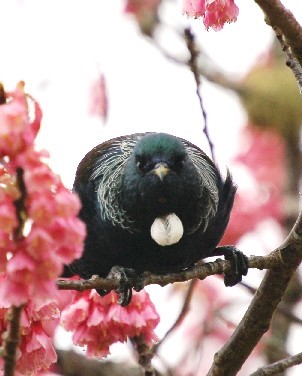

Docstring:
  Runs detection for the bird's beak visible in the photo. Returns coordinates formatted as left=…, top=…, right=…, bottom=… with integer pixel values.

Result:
left=152, top=162, right=170, bottom=181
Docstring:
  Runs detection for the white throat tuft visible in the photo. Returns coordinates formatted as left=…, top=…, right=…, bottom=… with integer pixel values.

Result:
left=150, top=213, right=184, bottom=246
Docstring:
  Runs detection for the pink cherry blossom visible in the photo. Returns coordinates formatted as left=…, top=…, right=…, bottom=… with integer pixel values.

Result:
left=17, top=322, right=57, bottom=375
left=203, top=0, right=239, bottom=30
left=0, top=82, right=42, bottom=159
left=183, top=0, right=205, bottom=18
left=61, top=289, right=160, bottom=358
left=0, top=251, right=61, bottom=307
left=183, top=0, right=239, bottom=30
left=0, top=200, right=18, bottom=233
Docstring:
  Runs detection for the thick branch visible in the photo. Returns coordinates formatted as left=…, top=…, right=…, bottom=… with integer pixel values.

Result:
left=254, top=0, right=302, bottom=66
left=206, top=211, right=302, bottom=376
left=56, top=348, right=144, bottom=376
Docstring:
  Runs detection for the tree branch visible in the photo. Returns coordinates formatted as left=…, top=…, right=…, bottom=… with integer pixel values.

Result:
left=131, top=336, right=156, bottom=376
left=253, top=0, right=302, bottom=67
left=184, top=27, right=216, bottom=162
left=154, top=279, right=198, bottom=352
left=206, top=210, right=302, bottom=376
left=250, top=351, right=302, bottom=375
left=3, top=168, right=27, bottom=376
left=57, top=252, right=282, bottom=293
left=273, top=27, right=302, bottom=94
left=56, top=348, right=145, bottom=376
left=3, top=306, right=23, bottom=376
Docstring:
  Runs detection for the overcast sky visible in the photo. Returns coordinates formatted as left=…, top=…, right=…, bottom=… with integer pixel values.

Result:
left=2, top=0, right=300, bottom=186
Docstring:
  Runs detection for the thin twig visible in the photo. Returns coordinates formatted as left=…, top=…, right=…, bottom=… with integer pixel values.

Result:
left=184, top=27, right=216, bottom=163
left=0, top=82, right=6, bottom=105
left=3, top=167, right=27, bottom=376
left=13, top=168, right=27, bottom=240
left=131, top=336, right=156, bottom=376
left=3, top=306, right=23, bottom=376
left=154, top=278, right=198, bottom=352
left=250, top=351, right=302, bottom=375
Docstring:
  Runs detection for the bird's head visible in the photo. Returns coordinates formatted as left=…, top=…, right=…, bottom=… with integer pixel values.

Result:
left=134, top=132, right=187, bottom=179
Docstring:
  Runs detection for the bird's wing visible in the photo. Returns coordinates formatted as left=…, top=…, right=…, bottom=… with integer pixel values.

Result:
left=180, top=139, right=220, bottom=233
left=89, top=134, right=143, bottom=231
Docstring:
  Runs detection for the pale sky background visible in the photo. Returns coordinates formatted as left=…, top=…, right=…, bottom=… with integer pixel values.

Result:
left=1, top=0, right=302, bottom=374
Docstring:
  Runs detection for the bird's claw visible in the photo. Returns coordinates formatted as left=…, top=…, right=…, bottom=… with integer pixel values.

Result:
left=212, top=246, right=248, bottom=287
left=107, top=266, right=143, bottom=306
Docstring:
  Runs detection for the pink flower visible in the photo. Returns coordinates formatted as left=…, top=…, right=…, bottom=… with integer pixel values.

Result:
left=183, top=0, right=239, bottom=30
left=23, top=164, right=60, bottom=194
left=1, top=250, right=61, bottom=307
left=54, top=188, right=81, bottom=218
left=17, top=322, right=57, bottom=375
left=61, top=289, right=160, bottom=358
left=0, top=200, right=18, bottom=234
left=204, top=0, right=239, bottom=30
left=48, top=217, right=86, bottom=263
left=0, top=82, right=42, bottom=159
left=183, top=0, right=205, bottom=18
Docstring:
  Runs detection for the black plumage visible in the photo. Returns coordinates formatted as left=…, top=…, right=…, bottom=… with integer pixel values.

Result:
left=64, top=132, right=247, bottom=304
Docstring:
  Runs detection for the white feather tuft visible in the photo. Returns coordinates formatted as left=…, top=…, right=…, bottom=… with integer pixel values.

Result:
left=150, top=213, right=184, bottom=246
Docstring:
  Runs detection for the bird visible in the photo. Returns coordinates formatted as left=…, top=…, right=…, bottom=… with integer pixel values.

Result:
left=63, top=132, right=248, bottom=305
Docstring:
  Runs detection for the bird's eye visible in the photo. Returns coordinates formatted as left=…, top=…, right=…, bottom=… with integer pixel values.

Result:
left=174, top=156, right=185, bottom=171
left=137, top=161, right=142, bottom=171
left=136, top=156, right=146, bottom=172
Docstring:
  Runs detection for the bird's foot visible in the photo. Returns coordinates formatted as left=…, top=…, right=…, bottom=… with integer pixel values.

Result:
left=212, top=246, right=248, bottom=286
left=106, top=266, right=143, bottom=306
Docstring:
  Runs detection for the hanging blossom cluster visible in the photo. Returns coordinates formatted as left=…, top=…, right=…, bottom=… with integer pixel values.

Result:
left=124, top=0, right=239, bottom=32
left=0, top=297, right=59, bottom=375
left=61, top=289, right=160, bottom=357
left=0, top=83, right=86, bottom=374
left=183, top=0, right=239, bottom=30
left=0, top=82, right=86, bottom=307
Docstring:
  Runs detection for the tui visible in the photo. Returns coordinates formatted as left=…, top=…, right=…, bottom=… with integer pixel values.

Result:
left=63, top=133, right=248, bottom=305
